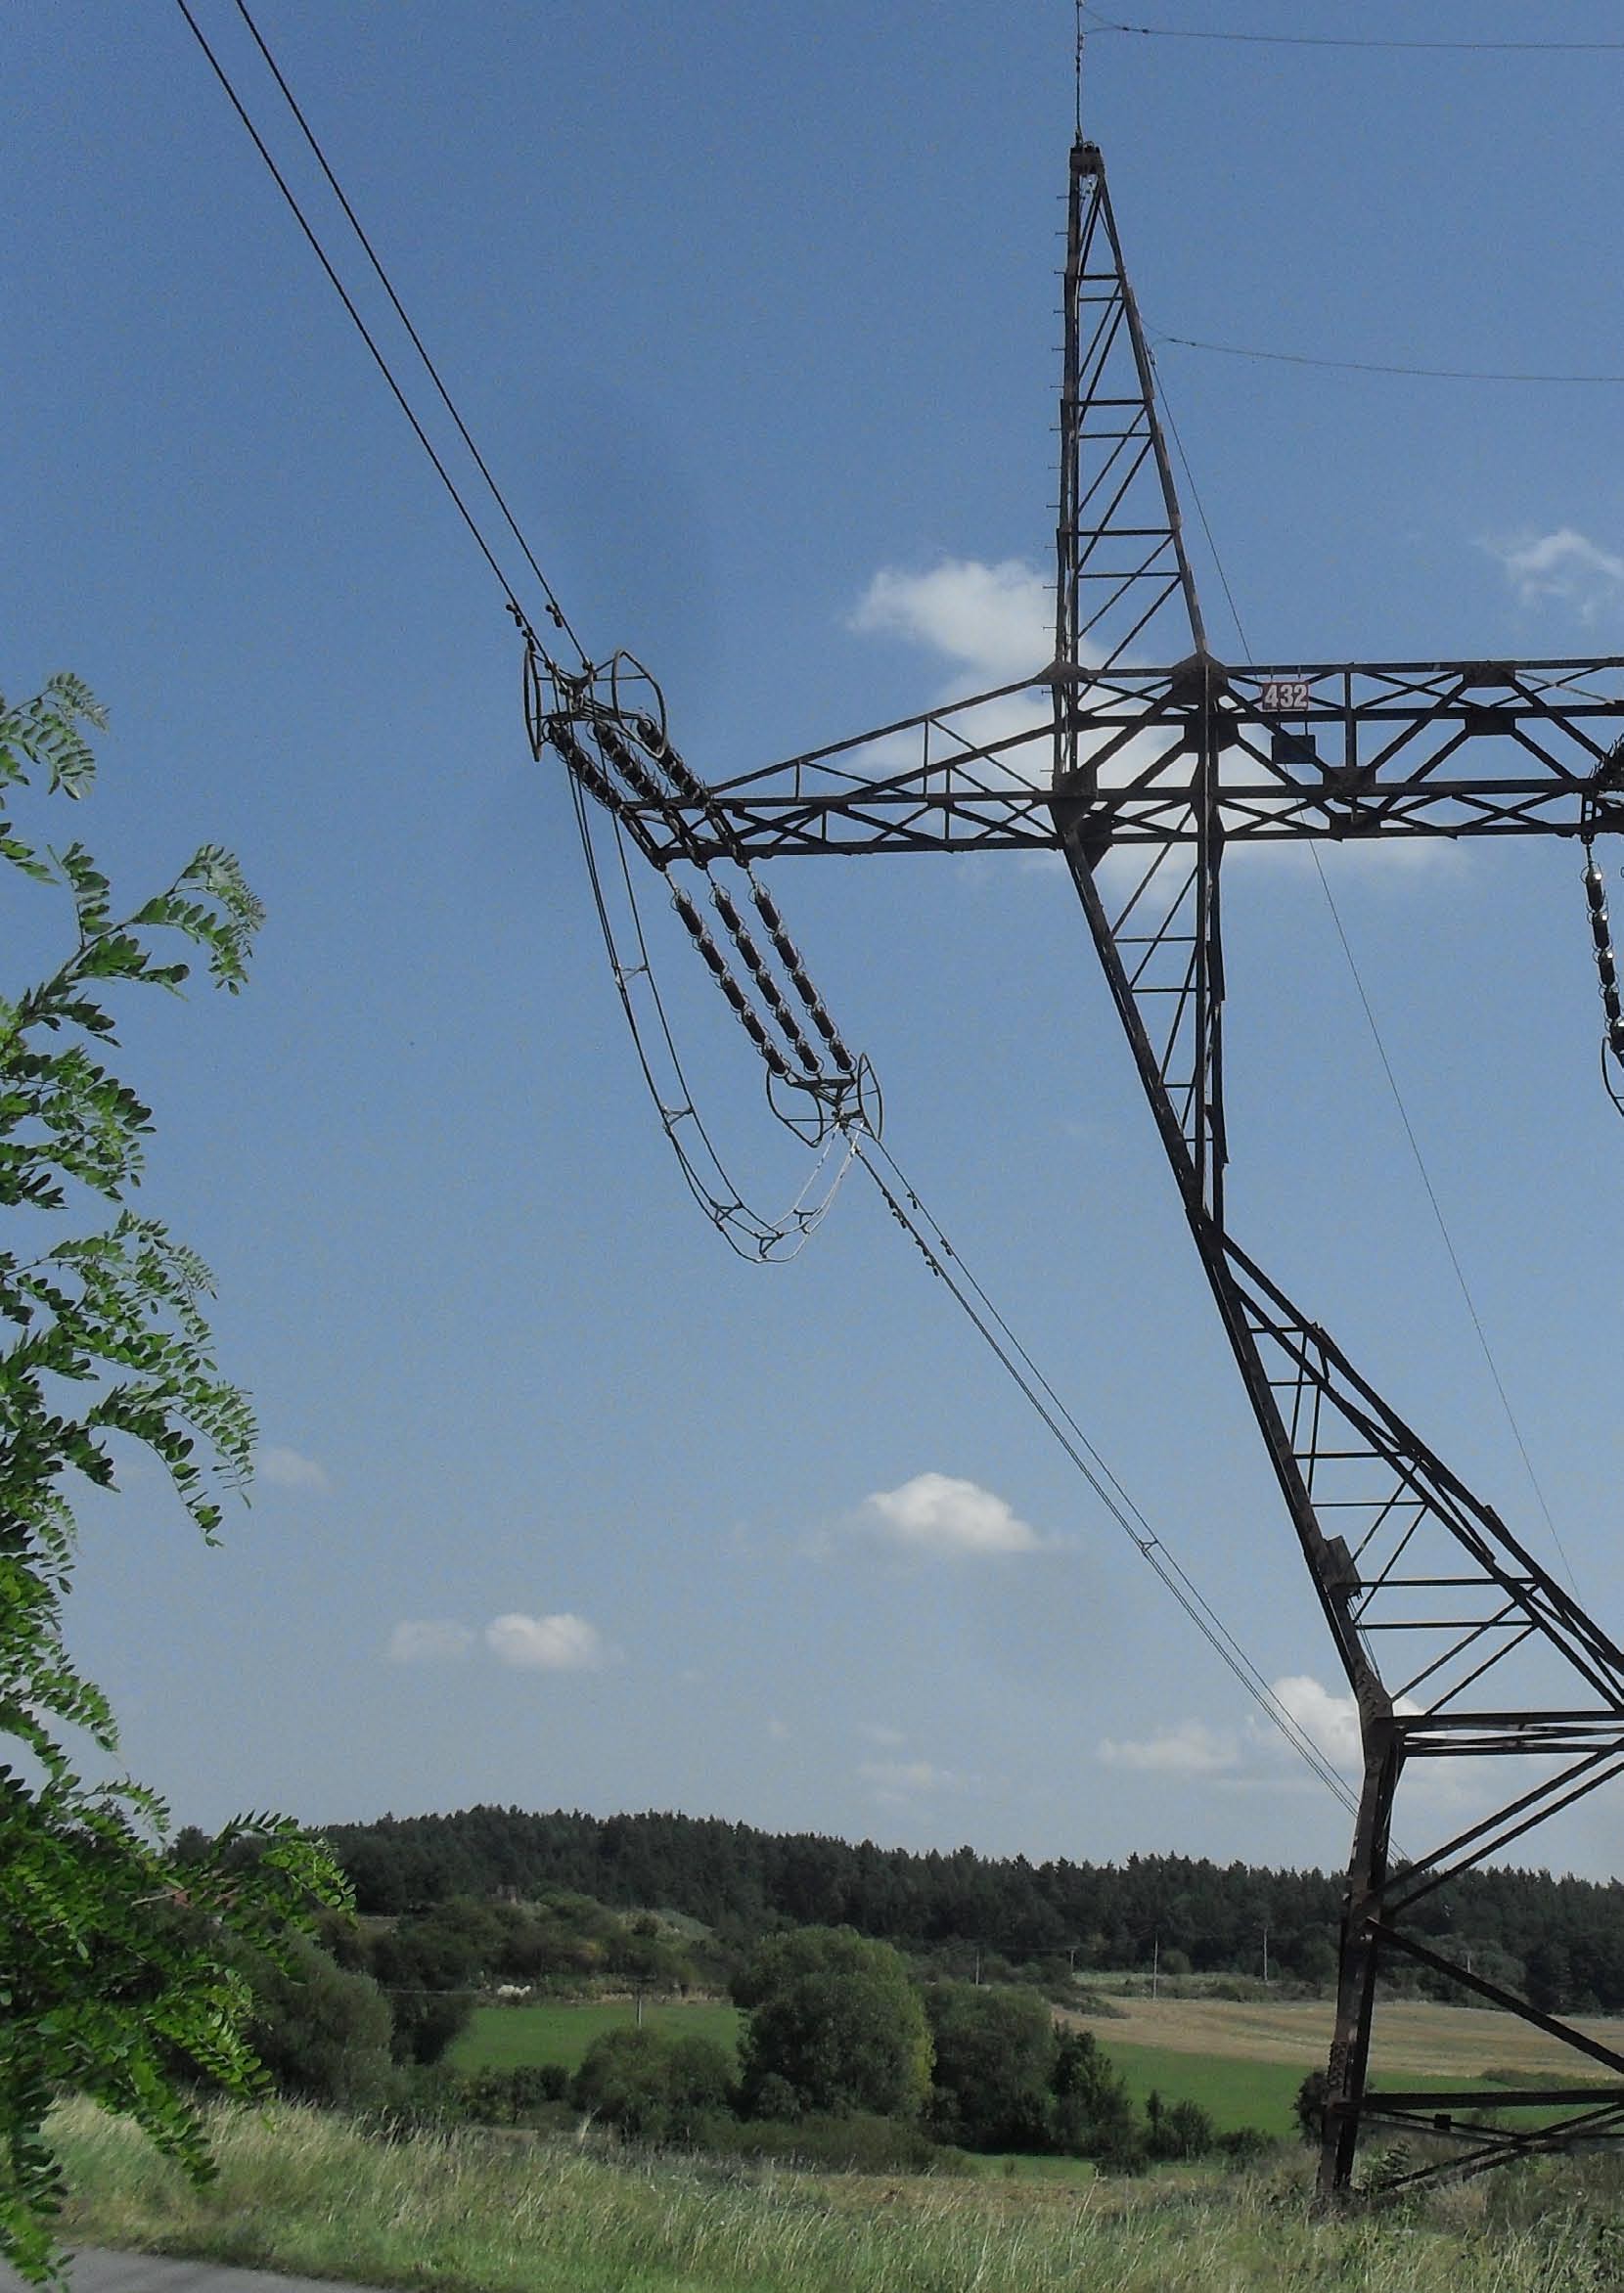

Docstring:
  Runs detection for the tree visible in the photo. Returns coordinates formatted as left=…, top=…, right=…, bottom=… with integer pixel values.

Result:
left=735, top=1926, right=932, bottom=2121
left=924, top=1982, right=1057, bottom=2153
left=571, top=2025, right=735, bottom=2145
left=241, top=1935, right=394, bottom=2109
left=0, top=675, right=347, bottom=2282
left=1050, top=2027, right=1139, bottom=2163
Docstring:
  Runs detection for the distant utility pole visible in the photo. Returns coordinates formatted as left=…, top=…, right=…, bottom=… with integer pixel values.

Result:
left=1151, top=1931, right=1159, bottom=2001
left=1262, top=1924, right=1270, bottom=1986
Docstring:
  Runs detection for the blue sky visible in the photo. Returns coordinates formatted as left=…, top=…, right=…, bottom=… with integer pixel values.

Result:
left=8, top=0, right=1624, bottom=1880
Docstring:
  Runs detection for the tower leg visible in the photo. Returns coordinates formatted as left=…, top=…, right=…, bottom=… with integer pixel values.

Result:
left=1319, top=1719, right=1401, bottom=2202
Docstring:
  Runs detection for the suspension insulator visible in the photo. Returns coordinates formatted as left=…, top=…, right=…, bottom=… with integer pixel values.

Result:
left=719, top=974, right=751, bottom=1018
left=1592, top=907, right=1613, bottom=954
left=551, top=725, right=622, bottom=813
left=1600, top=948, right=1618, bottom=993
left=1612, top=1017, right=1624, bottom=1061
left=1585, top=862, right=1608, bottom=904
left=635, top=719, right=705, bottom=802
left=804, top=998, right=857, bottom=1074
left=672, top=891, right=732, bottom=981
left=750, top=882, right=787, bottom=937
left=598, top=723, right=668, bottom=806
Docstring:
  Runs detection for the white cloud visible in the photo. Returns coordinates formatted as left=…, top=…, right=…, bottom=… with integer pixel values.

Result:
left=850, top=558, right=1052, bottom=685
left=767, top=1716, right=789, bottom=1741
left=1266, top=1673, right=1363, bottom=1772
left=1098, top=1718, right=1239, bottom=1776
left=1489, top=526, right=1624, bottom=619
left=859, top=1722, right=908, bottom=1748
left=861, top=1470, right=1048, bottom=1557
left=259, top=1445, right=330, bottom=1492
left=388, top=1619, right=474, bottom=1664
left=485, top=1611, right=608, bottom=1671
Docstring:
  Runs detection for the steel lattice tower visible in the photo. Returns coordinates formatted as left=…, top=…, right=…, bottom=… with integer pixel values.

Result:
left=538, top=136, right=1624, bottom=2197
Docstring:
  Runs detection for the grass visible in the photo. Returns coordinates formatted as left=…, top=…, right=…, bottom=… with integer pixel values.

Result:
left=450, top=2000, right=743, bottom=2076
left=49, top=2094, right=1624, bottom=2293
left=1106, top=2042, right=1311, bottom=2136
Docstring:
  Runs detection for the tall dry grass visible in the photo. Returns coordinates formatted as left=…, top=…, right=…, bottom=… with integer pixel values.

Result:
left=47, top=2095, right=1624, bottom=2293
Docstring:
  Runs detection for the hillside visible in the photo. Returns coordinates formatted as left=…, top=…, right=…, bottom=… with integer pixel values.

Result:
left=319, top=1804, right=1624, bottom=2012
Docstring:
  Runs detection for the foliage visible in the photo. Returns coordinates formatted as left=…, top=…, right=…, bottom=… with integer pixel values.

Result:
left=240, top=1935, right=394, bottom=2110
left=1050, top=2028, right=1141, bottom=2164
left=571, top=2025, right=735, bottom=2145
left=448, top=1998, right=741, bottom=2078
left=924, top=1982, right=1058, bottom=2153
left=324, top=1803, right=1624, bottom=2017
left=1293, top=2068, right=1328, bottom=2147
left=454, top=2063, right=569, bottom=2126
left=1143, top=2090, right=1217, bottom=2163
left=0, top=675, right=347, bottom=2282
left=735, top=1927, right=932, bottom=2122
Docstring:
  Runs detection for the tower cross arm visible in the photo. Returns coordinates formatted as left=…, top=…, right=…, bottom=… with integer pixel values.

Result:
left=605, top=653, right=1624, bottom=865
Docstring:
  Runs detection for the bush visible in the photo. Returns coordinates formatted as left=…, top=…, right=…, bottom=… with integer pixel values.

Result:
left=1293, top=2068, right=1328, bottom=2145
left=735, top=1927, right=932, bottom=2122
left=925, top=1983, right=1057, bottom=2153
left=243, top=1934, right=396, bottom=2110
left=1050, top=2028, right=1139, bottom=2164
left=571, top=2025, right=736, bottom=2145
left=1144, top=2091, right=1217, bottom=2161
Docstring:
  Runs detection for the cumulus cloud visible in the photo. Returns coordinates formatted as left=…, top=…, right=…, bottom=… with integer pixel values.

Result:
left=850, top=558, right=1052, bottom=685
left=1266, top=1673, right=1363, bottom=1772
left=259, top=1445, right=331, bottom=1492
left=861, top=1471, right=1049, bottom=1557
left=388, top=1619, right=474, bottom=1663
left=1098, top=1718, right=1239, bottom=1776
left=1489, top=527, right=1624, bottom=619
left=484, top=1611, right=608, bottom=1671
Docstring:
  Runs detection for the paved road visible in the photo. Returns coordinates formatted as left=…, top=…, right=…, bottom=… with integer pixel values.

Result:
left=1, top=2253, right=391, bottom=2293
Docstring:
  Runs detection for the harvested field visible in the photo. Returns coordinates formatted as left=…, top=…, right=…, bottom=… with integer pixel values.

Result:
left=1067, top=1993, right=1624, bottom=2083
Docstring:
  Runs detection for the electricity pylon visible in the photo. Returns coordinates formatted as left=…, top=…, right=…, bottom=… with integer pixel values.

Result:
left=539, top=137, right=1624, bottom=2198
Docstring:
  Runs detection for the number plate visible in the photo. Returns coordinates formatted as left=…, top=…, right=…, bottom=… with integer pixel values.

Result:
left=1260, top=679, right=1313, bottom=712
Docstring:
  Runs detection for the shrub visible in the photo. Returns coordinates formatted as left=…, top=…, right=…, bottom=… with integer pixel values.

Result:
left=925, top=1983, right=1057, bottom=2153
left=571, top=2025, right=736, bottom=2145
left=735, top=1927, right=932, bottom=2121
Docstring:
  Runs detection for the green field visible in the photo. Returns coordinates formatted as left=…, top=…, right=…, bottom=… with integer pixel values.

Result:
left=1107, top=2041, right=1306, bottom=2135
left=450, top=1999, right=743, bottom=2074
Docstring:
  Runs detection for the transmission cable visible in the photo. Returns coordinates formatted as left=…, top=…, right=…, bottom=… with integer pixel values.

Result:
left=224, top=0, right=585, bottom=664
left=855, top=1134, right=1362, bottom=1819
left=1151, top=327, right=1624, bottom=389
left=1084, top=8, right=1624, bottom=55
left=1153, top=359, right=1580, bottom=1596
left=171, top=0, right=1394, bottom=1802
left=172, top=0, right=556, bottom=652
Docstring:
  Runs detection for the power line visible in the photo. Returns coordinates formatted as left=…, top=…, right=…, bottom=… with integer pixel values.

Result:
left=1084, top=8, right=1624, bottom=54
left=856, top=1136, right=1363, bottom=1819
left=171, top=0, right=564, bottom=654
left=226, top=0, right=585, bottom=666
left=1151, top=328, right=1624, bottom=388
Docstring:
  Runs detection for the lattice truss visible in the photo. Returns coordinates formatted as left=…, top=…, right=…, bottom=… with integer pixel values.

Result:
left=533, top=138, right=1624, bottom=2196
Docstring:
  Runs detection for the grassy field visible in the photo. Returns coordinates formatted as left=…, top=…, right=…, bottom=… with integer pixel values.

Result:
left=450, top=1999, right=743, bottom=2074
left=452, top=1994, right=1585, bottom=2139
left=1068, top=1993, right=1624, bottom=2082
left=49, top=2094, right=1624, bottom=2293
